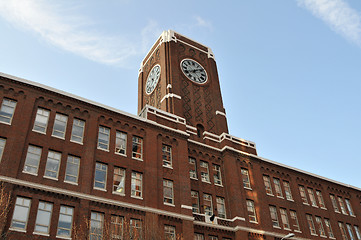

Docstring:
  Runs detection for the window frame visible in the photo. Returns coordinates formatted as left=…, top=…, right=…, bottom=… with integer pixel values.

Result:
left=324, top=218, right=334, bottom=238
left=33, top=108, right=50, bottom=134
left=97, top=126, right=110, bottom=151
left=131, top=171, right=143, bottom=198
left=64, top=155, right=80, bottom=184
left=94, top=162, right=108, bottom=190
left=269, top=205, right=280, bottom=228
left=34, top=201, right=53, bottom=235
left=338, top=196, right=348, bottom=215
left=90, top=211, right=104, bottom=239
left=162, top=144, right=172, bottom=168
left=330, top=194, right=340, bottom=213
left=345, top=199, right=355, bottom=216
left=299, top=186, right=308, bottom=205
left=52, top=113, right=68, bottom=139
left=273, top=178, right=283, bottom=198
left=316, top=190, right=326, bottom=209
left=315, top=216, right=326, bottom=237
left=241, top=168, right=251, bottom=189
left=113, top=167, right=126, bottom=195
left=283, top=181, right=293, bottom=201
left=213, top=164, right=223, bottom=186
left=263, top=175, right=273, bottom=195
left=164, top=225, right=176, bottom=240
left=132, top=136, right=143, bottom=160
left=246, top=199, right=257, bottom=223
left=44, top=150, right=62, bottom=180
left=306, top=214, right=317, bottom=236
left=0, top=98, right=17, bottom=125
left=70, top=118, right=85, bottom=144
left=189, top=157, right=197, bottom=180
left=57, top=205, right=74, bottom=238
left=307, top=188, right=318, bottom=207
left=203, top=193, right=213, bottom=216
left=10, top=197, right=31, bottom=231
left=0, top=138, right=6, bottom=162
left=280, top=208, right=290, bottom=230
left=163, top=179, right=174, bottom=205
left=200, top=161, right=210, bottom=183
left=115, top=131, right=127, bottom=156
left=23, top=145, right=42, bottom=175
left=216, top=196, right=226, bottom=219
left=110, top=215, right=124, bottom=240
left=191, top=190, right=200, bottom=213
left=290, top=210, right=301, bottom=232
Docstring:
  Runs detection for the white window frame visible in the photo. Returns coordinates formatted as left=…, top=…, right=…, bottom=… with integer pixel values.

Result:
left=64, top=155, right=80, bottom=184
left=216, top=196, right=226, bottom=218
left=34, top=201, right=53, bottom=235
left=44, top=150, right=62, bottom=180
left=132, top=136, right=143, bottom=160
left=246, top=200, right=257, bottom=223
left=345, top=199, right=355, bottom=216
left=70, top=118, right=85, bottom=144
left=306, top=214, right=317, bottom=236
left=164, top=225, right=176, bottom=240
left=263, top=175, right=273, bottom=195
left=299, top=186, right=308, bottom=205
left=203, top=194, right=213, bottom=216
left=189, top=157, right=197, bottom=179
left=113, top=167, right=126, bottom=195
left=315, top=216, right=326, bottom=237
left=162, top=144, right=172, bottom=168
left=241, top=168, right=251, bottom=189
left=191, top=191, right=200, bottom=213
left=273, top=178, right=283, bottom=198
left=23, top=145, right=42, bottom=175
left=200, top=161, right=210, bottom=183
left=307, top=188, right=318, bottom=207
left=131, top=172, right=143, bottom=198
left=0, top=138, right=6, bottom=162
left=33, top=108, right=50, bottom=134
left=97, top=126, right=110, bottom=151
left=283, top=181, right=293, bottom=201
left=0, top=98, right=17, bottom=125
left=330, top=194, right=340, bottom=212
left=110, top=215, right=124, bottom=240
left=10, top=197, right=31, bottom=231
left=213, top=164, right=223, bottom=186
left=130, top=218, right=142, bottom=239
left=339, top=222, right=348, bottom=240
left=354, top=225, right=361, bottom=240
left=52, top=113, right=68, bottom=139
left=90, top=212, right=104, bottom=239
left=163, top=179, right=174, bottom=205
left=269, top=206, right=280, bottom=228
left=338, top=197, right=348, bottom=215
left=280, top=208, right=290, bottom=229
left=57, top=205, right=74, bottom=238
left=324, top=218, right=334, bottom=238
left=94, top=162, right=107, bottom=190
left=347, top=224, right=356, bottom=240
left=290, top=210, right=301, bottom=232
left=316, top=190, right=326, bottom=209
left=194, top=233, right=204, bottom=240
left=115, top=131, right=127, bottom=155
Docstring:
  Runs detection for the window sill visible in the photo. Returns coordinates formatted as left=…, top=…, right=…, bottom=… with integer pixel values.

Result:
left=33, top=232, right=50, bottom=237
left=131, top=196, right=143, bottom=200
left=350, top=214, right=356, bottom=217
left=302, top=203, right=310, bottom=206
left=244, top=187, right=253, bottom=191
left=201, top=180, right=212, bottom=184
left=284, top=228, right=292, bottom=231
left=132, top=157, right=143, bottom=162
left=112, top=192, right=125, bottom=196
left=164, top=203, right=175, bottom=207
left=97, top=147, right=110, bottom=152
left=320, top=207, right=327, bottom=210
left=334, top=210, right=340, bottom=214
left=215, top=184, right=224, bottom=187
left=311, top=233, right=318, bottom=236
left=294, top=230, right=302, bottom=233
left=56, top=236, right=72, bottom=240
left=276, top=196, right=284, bottom=199
left=190, top=177, right=198, bottom=181
left=9, top=228, right=26, bottom=233
left=22, top=171, right=38, bottom=176
left=320, top=235, right=327, bottom=238
left=266, top=193, right=274, bottom=196
left=329, top=237, right=336, bottom=240
left=64, top=181, right=78, bottom=185
left=311, top=205, right=319, bottom=208
left=163, top=165, right=173, bottom=169
left=286, top=198, right=294, bottom=202
left=115, top=152, right=127, bottom=157
left=32, top=129, right=46, bottom=135
left=249, top=221, right=258, bottom=224
left=93, top=187, right=107, bottom=192
left=70, top=140, right=83, bottom=145
left=0, top=121, right=11, bottom=126
left=51, top=135, right=65, bottom=140
left=273, top=226, right=281, bottom=229
left=43, top=175, right=59, bottom=181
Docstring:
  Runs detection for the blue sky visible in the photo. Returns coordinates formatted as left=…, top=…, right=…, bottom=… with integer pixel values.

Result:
left=0, top=0, right=361, bottom=188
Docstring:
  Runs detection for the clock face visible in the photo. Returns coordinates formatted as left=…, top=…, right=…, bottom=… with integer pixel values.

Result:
left=145, top=64, right=161, bottom=95
left=180, top=59, right=208, bottom=84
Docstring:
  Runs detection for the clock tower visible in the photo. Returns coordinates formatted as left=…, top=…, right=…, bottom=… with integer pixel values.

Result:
left=138, top=30, right=228, bottom=136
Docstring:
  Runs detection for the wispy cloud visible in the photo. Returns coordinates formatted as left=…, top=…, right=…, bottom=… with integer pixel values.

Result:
left=0, top=0, right=159, bottom=67
left=194, top=16, right=213, bottom=31
left=297, top=0, right=361, bottom=47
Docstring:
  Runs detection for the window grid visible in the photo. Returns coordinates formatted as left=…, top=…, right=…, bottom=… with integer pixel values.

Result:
left=273, top=178, right=283, bottom=198
left=70, top=118, right=85, bottom=143
left=164, top=225, right=176, bottom=240
left=0, top=98, right=17, bottom=124
left=0, top=138, right=6, bottom=162
left=132, top=136, right=143, bottom=160
left=23, top=145, right=42, bottom=175
left=163, top=179, right=174, bottom=205
left=339, top=222, right=348, bottom=240
left=94, top=162, right=107, bottom=190
left=191, top=191, right=200, bottom=213
left=241, top=168, right=251, bottom=189
left=115, top=131, right=127, bottom=155
left=44, top=151, right=62, bottom=179
left=324, top=218, right=334, bottom=238
left=316, top=190, right=326, bottom=209
left=299, top=186, right=308, bottom=204
left=10, top=197, right=31, bottom=230
left=246, top=200, right=257, bottom=223
left=57, top=205, right=74, bottom=238
left=209, top=236, right=218, bottom=240
left=194, top=233, right=204, bottom=240
left=338, top=197, right=348, bottom=215
left=345, top=199, right=355, bottom=216
left=33, top=108, right=50, bottom=133
left=65, top=155, right=80, bottom=184
left=216, top=197, right=226, bottom=218
left=34, top=201, right=53, bottom=234
left=263, top=175, right=273, bottom=195
left=213, top=164, right=222, bottom=185
left=200, top=161, right=210, bottom=183
left=306, top=214, right=317, bottom=235
left=131, top=172, right=143, bottom=198
left=330, top=194, right=339, bottom=212
left=130, top=219, right=142, bottom=239
left=347, top=224, right=356, bottom=240
left=203, top=194, right=213, bottom=216
left=113, top=167, right=126, bottom=195
left=307, top=188, right=318, bottom=207
left=283, top=181, right=293, bottom=200
left=290, top=210, right=301, bottom=232
left=98, top=126, right=110, bottom=151
left=280, top=208, right=290, bottom=229
left=269, top=206, right=280, bottom=228
left=162, top=144, right=172, bottom=167
left=52, top=113, right=68, bottom=139
left=111, top=215, right=124, bottom=240
left=90, top=212, right=104, bottom=239
left=354, top=225, right=361, bottom=240
left=315, top=216, right=326, bottom=237
left=189, top=157, right=197, bottom=179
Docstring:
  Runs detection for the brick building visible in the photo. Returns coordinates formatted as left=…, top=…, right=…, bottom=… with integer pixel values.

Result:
left=0, top=30, right=360, bottom=240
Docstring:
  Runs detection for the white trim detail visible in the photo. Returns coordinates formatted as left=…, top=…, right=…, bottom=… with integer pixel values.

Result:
left=181, top=205, right=193, bottom=210
left=166, top=84, right=172, bottom=89
left=160, top=93, right=181, bottom=103
left=0, top=176, right=194, bottom=221
left=216, top=110, right=226, bottom=117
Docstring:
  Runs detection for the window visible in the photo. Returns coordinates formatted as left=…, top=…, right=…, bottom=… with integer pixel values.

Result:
left=209, top=236, right=218, bottom=240
left=330, top=194, right=339, bottom=212
left=213, top=164, right=222, bottom=185
left=34, top=201, right=53, bottom=234
left=307, top=188, right=317, bottom=207
left=10, top=197, right=31, bottom=230
left=316, top=190, right=326, bottom=209
left=113, top=167, right=125, bottom=195
left=111, top=215, right=123, bottom=240
left=290, top=210, right=300, bottom=232
left=191, top=191, right=200, bottom=213
left=315, top=216, right=326, bottom=237
left=71, top=118, right=85, bottom=143
left=194, top=233, right=204, bottom=240
left=52, top=113, right=68, bottom=138
left=338, top=197, right=348, bottom=215
left=130, top=219, right=142, bottom=239
left=347, top=224, right=356, bottom=240
left=0, top=138, right=6, bottom=162
left=90, top=212, right=104, bottom=240
left=203, top=194, right=213, bottom=216
left=163, top=179, right=174, bottom=205
left=299, top=186, right=308, bottom=204
left=189, top=157, right=197, bottom=179
left=164, top=225, right=176, bottom=240
left=23, top=145, right=42, bottom=175
left=200, top=161, right=210, bottom=183
left=354, top=226, right=361, bottom=240
left=94, top=162, right=107, bottom=190
left=339, top=222, right=348, bottom=240
left=283, top=181, right=293, bottom=200
left=65, top=155, right=80, bottom=184
left=132, top=136, right=143, bottom=160
left=241, top=168, right=251, bottom=189
left=57, top=206, right=74, bottom=238
left=162, top=144, right=172, bottom=167
left=263, top=175, right=273, bottom=195
left=44, top=150, right=62, bottom=179
left=131, top=172, right=143, bottom=198
left=323, top=219, right=334, bottom=238
left=98, top=126, right=110, bottom=150
left=0, top=98, right=17, bottom=124
left=216, top=197, right=226, bottom=218
left=115, top=131, right=127, bottom=155
left=306, top=214, right=316, bottom=235
left=280, top=208, right=290, bottom=229
left=33, top=108, right=50, bottom=133
left=269, top=206, right=279, bottom=228
left=246, top=200, right=257, bottom=223
left=345, top=199, right=355, bottom=216
left=273, top=178, right=283, bottom=198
